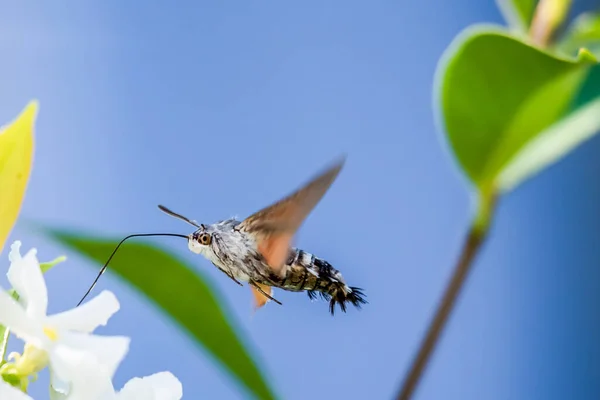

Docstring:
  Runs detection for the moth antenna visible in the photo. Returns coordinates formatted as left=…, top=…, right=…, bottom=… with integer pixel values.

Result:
left=76, top=232, right=188, bottom=307
left=158, top=204, right=201, bottom=228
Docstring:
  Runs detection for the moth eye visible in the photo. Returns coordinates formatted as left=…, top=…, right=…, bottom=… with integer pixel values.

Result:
left=199, top=233, right=212, bottom=245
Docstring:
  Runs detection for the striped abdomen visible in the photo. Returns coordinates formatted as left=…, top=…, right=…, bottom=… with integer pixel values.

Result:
left=276, top=249, right=367, bottom=315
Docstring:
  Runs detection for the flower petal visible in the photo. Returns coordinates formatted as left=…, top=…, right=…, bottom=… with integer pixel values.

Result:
left=58, top=331, right=130, bottom=379
left=47, top=290, right=120, bottom=333
left=49, top=381, right=68, bottom=400
left=0, top=286, right=44, bottom=346
left=49, top=370, right=70, bottom=400
left=117, top=372, right=183, bottom=400
left=8, top=240, right=22, bottom=263
left=6, top=241, right=26, bottom=302
left=6, top=243, right=48, bottom=319
left=0, top=379, right=34, bottom=400
left=49, top=345, right=115, bottom=400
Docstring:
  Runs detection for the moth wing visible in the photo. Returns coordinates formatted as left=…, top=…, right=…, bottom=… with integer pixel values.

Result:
left=238, top=157, right=345, bottom=275
left=251, top=283, right=273, bottom=310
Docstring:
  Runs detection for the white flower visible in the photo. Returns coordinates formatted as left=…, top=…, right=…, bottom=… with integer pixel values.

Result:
left=112, top=372, right=183, bottom=400
left=0, top=379, right=33, bottom=400
left=50, top=351, right=183, bottom=400
left=0, top=241, right=130, bottom=399
left=48, top=354, right=183, bottom=400
left=58, top=368, right=183, bottom=400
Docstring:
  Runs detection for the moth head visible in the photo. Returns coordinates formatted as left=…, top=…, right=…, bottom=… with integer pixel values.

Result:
left=156, top=205, right=211, bottom=254
left=188, top=225, right=212, bottom=254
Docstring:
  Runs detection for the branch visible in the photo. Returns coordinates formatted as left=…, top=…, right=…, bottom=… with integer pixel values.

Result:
left=395, top=192, right=497, bottom=400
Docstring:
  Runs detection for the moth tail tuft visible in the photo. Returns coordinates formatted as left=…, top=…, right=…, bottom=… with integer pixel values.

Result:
left=307, top=290, right=331, bottom=302
left=328, top=286, right=367, bottom=316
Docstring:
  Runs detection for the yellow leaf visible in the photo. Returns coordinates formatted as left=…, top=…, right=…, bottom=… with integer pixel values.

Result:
left=0, top=101, right=38, bottom=254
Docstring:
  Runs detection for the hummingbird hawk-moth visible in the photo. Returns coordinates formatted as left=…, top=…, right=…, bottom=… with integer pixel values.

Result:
left=78, top=157, right=366, bottom=315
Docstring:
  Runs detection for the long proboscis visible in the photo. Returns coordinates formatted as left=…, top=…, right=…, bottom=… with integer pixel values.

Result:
left=76, top=233, right=188, bottom=307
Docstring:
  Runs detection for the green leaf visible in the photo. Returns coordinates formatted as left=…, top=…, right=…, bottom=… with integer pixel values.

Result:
left=499, top=96, right=600, bottom=191
left=436, top=26, right=595, bottom=191
left=571, top=64, right=600, bottom=109
left=496, top=0, right=537, bottom=32
left=44, top=229, right=277, bottom=400
left=559, top=12, right=600, bottom=58
left=40, top=256, right=67, bottom=274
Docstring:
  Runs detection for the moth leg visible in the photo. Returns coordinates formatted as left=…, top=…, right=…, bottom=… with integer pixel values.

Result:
left=250, top=281, right=282, bottom=305
left=225, top=272, right=244, bottom=287
left=212, top=263, right=243, bottom=286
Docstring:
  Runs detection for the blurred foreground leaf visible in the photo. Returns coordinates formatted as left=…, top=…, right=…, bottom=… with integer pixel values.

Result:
left=559, top=12, right=600, bottom=57
left=44, top=229, right=277, bottom=400
left=0, top=101, right=37, bottom=254
left=437, top=27, right=596, bottom=192
left=499, top=96, right=600, bottom=190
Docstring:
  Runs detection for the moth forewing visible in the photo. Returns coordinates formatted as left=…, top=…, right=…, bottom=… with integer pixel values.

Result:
left=238, top=157, right=346, bottom=275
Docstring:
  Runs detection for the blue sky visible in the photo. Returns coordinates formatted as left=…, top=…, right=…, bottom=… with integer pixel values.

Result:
left=2, top=1, right=600, bottom=399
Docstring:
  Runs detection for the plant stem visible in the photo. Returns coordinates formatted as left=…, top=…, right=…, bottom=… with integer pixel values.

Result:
left=395, top=191, right=497, bottom=400
left=0, top=290, right=21, bottom=364
left=529, top=0, right=573, bottom=47
left=0, top=327, right=9, bottom=365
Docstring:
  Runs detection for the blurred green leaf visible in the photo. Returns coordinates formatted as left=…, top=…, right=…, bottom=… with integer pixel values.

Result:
left=496, top=0, right=537, bottom=32
left=437, top=26, right=595, bottom=191
left=559, top=12, right=600, bottom=57
left=44, top=229, right=277, bottom=400
left=499, top=96, right=600, bottom=191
